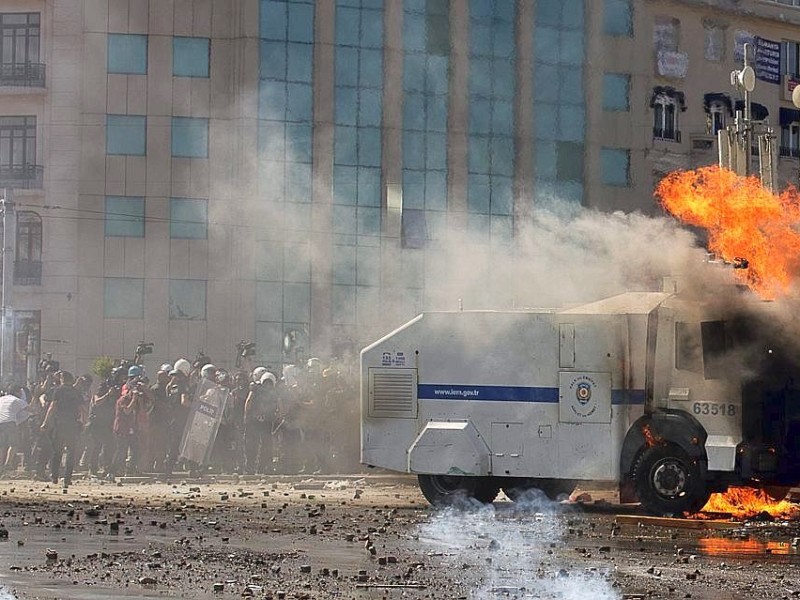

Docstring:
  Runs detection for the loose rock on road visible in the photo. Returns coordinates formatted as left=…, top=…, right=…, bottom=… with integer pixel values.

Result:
left=0, top=476, right=797, bottom=599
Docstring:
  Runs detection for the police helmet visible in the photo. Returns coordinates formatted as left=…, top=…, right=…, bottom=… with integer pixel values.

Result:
left=260, top=372, right=277, bottom=386
left=128, top=365, right=142, bottom=378
left=200, top=364, right=217, bottom=380
left=252, top=366, right=267, bottom=383
left=174, top=358, right=191, bottom=376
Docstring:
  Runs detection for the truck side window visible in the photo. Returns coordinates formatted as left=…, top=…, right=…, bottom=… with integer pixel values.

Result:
left=675, top=321, right=702, bottom=374
left=701, top=320, right=726, bottom=380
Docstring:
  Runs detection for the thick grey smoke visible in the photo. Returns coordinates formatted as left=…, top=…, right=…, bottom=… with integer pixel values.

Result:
left=419, top=500, right=619, bottom=600
left=425, top=205, right=715, bottom=313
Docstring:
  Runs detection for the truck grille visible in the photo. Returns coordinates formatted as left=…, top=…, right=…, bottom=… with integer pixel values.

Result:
left=369, top=368, right=418, bottom=418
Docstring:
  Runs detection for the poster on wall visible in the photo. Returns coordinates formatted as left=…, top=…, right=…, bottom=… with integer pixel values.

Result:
left=733, top=31, right=782, bottom=83
left=657, top=51, right=689, bottom=79
left=755, top=36, right=781, bottom=84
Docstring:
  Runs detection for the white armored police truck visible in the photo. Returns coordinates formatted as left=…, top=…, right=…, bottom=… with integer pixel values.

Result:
left=360, top=286, right=800, bottom=516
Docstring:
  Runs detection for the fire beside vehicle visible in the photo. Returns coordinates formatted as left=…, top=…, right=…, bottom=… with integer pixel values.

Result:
left=360, top=288, right=800, bottom=516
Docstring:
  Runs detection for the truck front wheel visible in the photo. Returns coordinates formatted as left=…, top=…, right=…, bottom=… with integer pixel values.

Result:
left=418, top=474, right=499, bottom=506
left=634, top=444, right=710, bottom=516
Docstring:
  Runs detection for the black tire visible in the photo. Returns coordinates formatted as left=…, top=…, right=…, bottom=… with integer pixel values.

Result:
left=417, top=474, right=498, bottom=506
left=763, top=485, right=790, bottom=501
left=634, top=444, right=710, bottom=516
left=502, top=478, right=574, bottom=502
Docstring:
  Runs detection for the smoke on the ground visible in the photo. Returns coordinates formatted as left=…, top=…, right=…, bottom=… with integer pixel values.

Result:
left=419, top=498, right=619, bottom=600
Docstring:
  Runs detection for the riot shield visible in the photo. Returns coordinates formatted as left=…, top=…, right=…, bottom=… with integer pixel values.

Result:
left=179, top=379, right=229, bottom=466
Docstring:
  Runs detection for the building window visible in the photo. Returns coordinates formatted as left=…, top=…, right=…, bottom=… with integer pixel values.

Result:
left=0, top=115, right=36, bottom=171
left=14, top=210, right=41, bottom=285
left=709, top=103, right=726, bottom=135
left=651, top=88, right=684, bottom=142
left=107, top=115, right=146, bottom=155
left=172, top=117, right=208, bottom=158
left=169, top=279, right=206, bottom=320
left=534, top=0, right=586, bottom=204
left=555, top=141, right=584, bottom=183
left=259, top=0, right=314, bottom=205
left=654, top=96, right=678, bottom=141
left=401, top=208, right=428, bottom=249
left=782, top=123, right=800, bottom=158
left=173, top=37, right=210, bottom=77
left=780, top=107, right=800, bottom=157
left=602, top=73, right=630, bottom=111
left=402, top=0, right=450, bottom=243
left=105, top=196, right=145, bottom=237
left=333, top=0, right=384, bottom=239
left=782, top=40, right=800, bottom=78
left=467, top=0, right=515, bottom=245
left=601, top=147, right=630, bottom=187
left=104, top=277, right=144, bottom=319
left=107, top=33, right=147, bottom=74
left=170, top=198, right=208, bottom=239
left=0, top=13, right=41, bottom=86
left=603, top=0, right=632, bottom=37
left=703, top=93, right=732, bottom=136
left=0, top=13, right=39, bottom=64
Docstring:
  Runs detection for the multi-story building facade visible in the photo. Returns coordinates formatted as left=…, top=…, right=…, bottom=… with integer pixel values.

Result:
left=0, top=0, right=799, bottom=379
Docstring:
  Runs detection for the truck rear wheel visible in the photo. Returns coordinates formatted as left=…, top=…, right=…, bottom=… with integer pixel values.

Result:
left=634, top=444, right=710, bottom=516
left=417, top=474, right=499, bottom=506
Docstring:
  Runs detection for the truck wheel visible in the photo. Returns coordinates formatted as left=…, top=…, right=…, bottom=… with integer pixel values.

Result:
left=417, top=474, right=498, bottom=506
left=634, top=444, right=709, bottom=516
left=763, top=485, right=790, bottom=501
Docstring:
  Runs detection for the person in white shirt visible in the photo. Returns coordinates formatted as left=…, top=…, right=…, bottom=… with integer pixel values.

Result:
left=0, top=391, right=30, bottom=472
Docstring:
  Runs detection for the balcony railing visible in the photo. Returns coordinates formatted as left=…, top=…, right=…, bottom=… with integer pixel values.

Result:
left=0, top=63, right=45, bottom=88
left=14, top=259, right=41, bottom=285
left=653, top=128, right=681, bottom=143
left=780, top=146, right=800, bottom=158
left=0, top=164, right=43, bottom=190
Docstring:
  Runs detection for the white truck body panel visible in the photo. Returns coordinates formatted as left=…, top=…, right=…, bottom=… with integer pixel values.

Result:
left=361, top=295, right=674, bottom=482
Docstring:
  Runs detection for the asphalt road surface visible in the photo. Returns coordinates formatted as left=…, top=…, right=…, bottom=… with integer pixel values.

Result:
left=0, top=476, right=797, bottom=599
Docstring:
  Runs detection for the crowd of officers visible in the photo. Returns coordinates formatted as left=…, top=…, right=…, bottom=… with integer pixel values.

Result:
left=0, top=356, right=359, bottom=488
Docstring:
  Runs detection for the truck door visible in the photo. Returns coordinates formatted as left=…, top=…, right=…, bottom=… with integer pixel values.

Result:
left=654, top=306, right=742, bottom=472
left=556, top=318, right=616, bottom=479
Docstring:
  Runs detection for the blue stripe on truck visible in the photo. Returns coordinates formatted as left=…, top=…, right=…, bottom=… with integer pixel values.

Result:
left=417, top=384, right=645, bottom=405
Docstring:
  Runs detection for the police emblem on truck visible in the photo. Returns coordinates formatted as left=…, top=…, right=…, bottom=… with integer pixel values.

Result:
left=559, top=372, right=612, bottom=424
left=570, top=376, right=597, bottom=417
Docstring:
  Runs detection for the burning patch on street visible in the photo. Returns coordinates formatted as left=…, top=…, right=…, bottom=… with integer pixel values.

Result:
left=700, top=486, right=798, bottom=520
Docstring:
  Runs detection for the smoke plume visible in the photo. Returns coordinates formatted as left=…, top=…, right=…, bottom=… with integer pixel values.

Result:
left=419, top=499, right=619, bottom=600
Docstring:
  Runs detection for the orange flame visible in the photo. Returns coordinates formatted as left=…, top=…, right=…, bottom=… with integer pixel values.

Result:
left=656, top=166, right=800, bottom=299
left=642, top=424, right=662, bottom=448
left=700, top=486, right=798, bottom=519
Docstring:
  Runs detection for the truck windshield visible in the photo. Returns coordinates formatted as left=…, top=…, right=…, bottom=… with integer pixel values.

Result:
left=675, top=320, right=727, bottom=380
left=675, top=321, right=702, bottom=374
left=701, top=320, right=727, bottom=380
